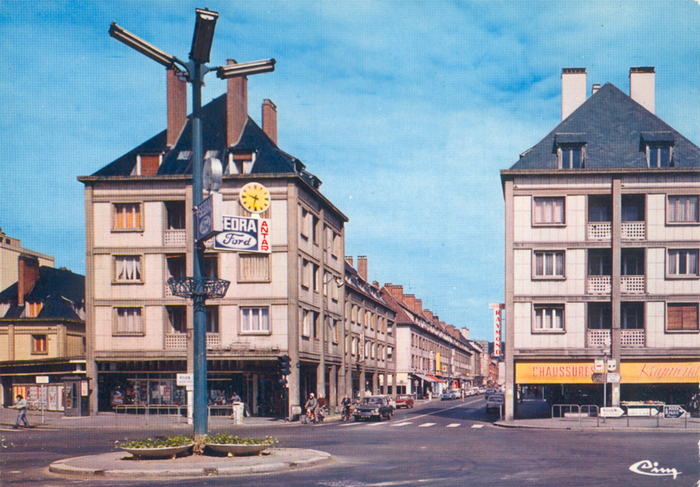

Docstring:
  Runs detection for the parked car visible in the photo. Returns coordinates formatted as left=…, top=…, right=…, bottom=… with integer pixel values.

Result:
left=478, top=387, right=486, bottom=394
left=353, top=395, right=394, bottom=421
left=441, top=390, right=459, bottom=401
left=486, top=393, right=505, bottom=413
left=485, top=388, right=499, bottom=398
left=469, top=387, right=480, bottom=396
left=394, top=394, right=414, bottom=409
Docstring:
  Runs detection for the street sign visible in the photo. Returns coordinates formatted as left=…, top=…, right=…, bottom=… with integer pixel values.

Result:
left=663, top=405, right=687, bottom=419
left=627, top=407, right=658, bottom=417
left=36, top=375, right=49, bottom=384
left=176, top=373, right=194, bottom=387
left=606, top=373, right=620, bottom=383
left=591, top=373, right=605, bottom=383
left=600, top=407, right=625, bottom=418
left=593, top=359, right=604, bottom=373
left=197, top=192, right=223, bottom=242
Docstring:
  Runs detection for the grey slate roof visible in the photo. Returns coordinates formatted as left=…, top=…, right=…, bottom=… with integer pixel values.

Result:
left=93, top=93, right=318, bottom=187
left=0, top=266, right=85, bottom=321
left=509, top=83, right=700, bottom=170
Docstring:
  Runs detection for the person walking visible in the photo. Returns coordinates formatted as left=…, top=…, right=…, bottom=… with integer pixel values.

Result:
left=12, top=394, right=29, bottom=429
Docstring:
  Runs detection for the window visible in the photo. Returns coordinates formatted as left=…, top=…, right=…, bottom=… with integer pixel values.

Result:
left=621, top=303, right=644, bottom=329
left=647, top=144, right=672, bottom=168
left=313, top=311, right=320, bottom=338
left=300, top=208, right=310, bottom=240
left=312, top=264, right=320, bottom=292
left=667, top=303, right=698, bottom=331
left=167, top=306, right=187, bottom=333
left=239, top=254, right=270, bottom=282
left=387, top=347, right=394, bottom=361
left=588, top=304, right=612, bottom=329
left=622, top=195, right=645, bottom=222
left=207, top=306, right=219, bottom=334
left=668, top=250, right=699, bottom=277
left=26, top=302, right=42, bottom=318
left=301, top=258, right=311, bottom=289
left=115, top=307, right=143, bottom=335
left=312, top=215, right=320, bottom=246
left=588, top=250, right=612, bottom=276
left=351, top=337, right=358, bottom=356
left=533, top=197, right=565, bottom=224
left=668, top=196, right=699, bottom=223
left=331, top=319, right=339, bottom=344
left=589, top=196, right=611, bottom=222
left=534, top=251, right=565, bottom=278
left=115, top=255, right=142, bottom=282
left=32, top=335, right=47, bottom=354
left=165, top=201, right=186, bottom=229
left=241, top=307, right=270, bottom=332
left=113, top=203, right=142, bottom=230
left=534, top=305, right=564, bottom=331
left=622, top=249, right=644, bottom=276
left=559, top=145, right=584, bottom=169
left=204, top=255, right=218, bottom=278
left=301, top=309, right=311, bottom=337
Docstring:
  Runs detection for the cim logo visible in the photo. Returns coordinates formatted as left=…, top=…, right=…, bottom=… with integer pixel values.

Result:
left=629, top=460, right=680, bottom=479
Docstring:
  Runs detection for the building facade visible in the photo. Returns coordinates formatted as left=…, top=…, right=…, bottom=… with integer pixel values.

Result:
left=79, top=67, right=347, bottom=417
left=501, top=67, right=700, bottom=420
left=0, top=228, right=54, bottom=292
left=0, top=255, right=85, bottom=409
left=382, top=284, right=473, bottom=397
left=343, top=256, right=396, bottom=399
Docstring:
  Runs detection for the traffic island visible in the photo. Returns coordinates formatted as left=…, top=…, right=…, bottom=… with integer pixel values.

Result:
left=48, top=448, right=333, bottom=478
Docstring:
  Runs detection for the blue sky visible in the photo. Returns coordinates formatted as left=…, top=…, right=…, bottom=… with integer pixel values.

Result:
left=3, top=1, right=700, bottom=341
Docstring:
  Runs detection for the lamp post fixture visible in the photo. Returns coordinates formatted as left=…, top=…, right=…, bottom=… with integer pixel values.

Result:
left=109, top=8, right=275, bottom=439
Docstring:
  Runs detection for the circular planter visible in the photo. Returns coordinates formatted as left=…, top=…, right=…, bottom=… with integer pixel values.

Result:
left=205, top=443, right=270, bottom=457
left=119, top=444, right=194, bottom=459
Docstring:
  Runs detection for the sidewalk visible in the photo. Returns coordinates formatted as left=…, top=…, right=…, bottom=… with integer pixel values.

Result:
left=495, top=398, right=700, bottom=432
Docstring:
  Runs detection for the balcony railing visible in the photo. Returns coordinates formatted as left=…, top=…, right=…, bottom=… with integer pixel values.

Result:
left=587, top=329, right=645, bottom=348
left=587, top=221, right=646, bottom=240
left=621, top=221, right=645, bottom=240
left=164, top=229, right=186, bottom=246
left=165, top=333, right=221, bottom=350
left=587, top=275, right=646, bottom=294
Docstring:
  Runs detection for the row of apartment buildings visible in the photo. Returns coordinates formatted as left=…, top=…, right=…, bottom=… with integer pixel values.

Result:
left=502, top=67, right=700, bottom=419
left=0, top=67, right=491, bottom=416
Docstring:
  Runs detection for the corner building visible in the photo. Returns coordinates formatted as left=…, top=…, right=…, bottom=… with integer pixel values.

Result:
left=79, top=68, right=347, bottom=417
left=501, top=67, right=700, bottom=420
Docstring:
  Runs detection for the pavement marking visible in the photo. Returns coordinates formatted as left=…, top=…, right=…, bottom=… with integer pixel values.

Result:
left=391, top=421, right=412, bottom=427
left=446, top=423, right=461, bottom=428
left=418, top=422, right=436, bottom=428
left=471, top=424, right=484, bottom=429
left=339, top=422, right=363, bottom=427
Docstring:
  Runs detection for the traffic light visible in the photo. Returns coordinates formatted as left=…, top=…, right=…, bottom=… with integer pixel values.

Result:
left=278, top=355, right=292, bottom=376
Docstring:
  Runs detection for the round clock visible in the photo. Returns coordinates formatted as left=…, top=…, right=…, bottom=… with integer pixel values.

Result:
left=203, top=157, right=223, bottom=193
left=239, top=182, right=270, bottom=213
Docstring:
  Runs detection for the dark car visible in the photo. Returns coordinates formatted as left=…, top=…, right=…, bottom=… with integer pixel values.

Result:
left=486, top=393, right=505, bottom=413
left=394, top=394, right=415, bottom=409
left=354, top=395, right=393, bottom=421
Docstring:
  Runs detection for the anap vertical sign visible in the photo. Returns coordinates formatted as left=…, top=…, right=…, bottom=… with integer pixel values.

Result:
left=214, top=215, right=271, bottom=253
left=490, top=303, right=505, bottom=357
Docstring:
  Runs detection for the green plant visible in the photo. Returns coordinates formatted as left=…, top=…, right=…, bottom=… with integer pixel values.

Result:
left=117, top=436, right=194, bottom=449
left=205, top=433, right=278, bottom=447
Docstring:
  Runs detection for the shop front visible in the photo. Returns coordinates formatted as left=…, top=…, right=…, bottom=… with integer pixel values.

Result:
left=515, top=359, right=700, bottom=407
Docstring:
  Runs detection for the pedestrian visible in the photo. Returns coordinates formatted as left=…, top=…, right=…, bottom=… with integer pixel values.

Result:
left=12, top=394, right=29, bottom=429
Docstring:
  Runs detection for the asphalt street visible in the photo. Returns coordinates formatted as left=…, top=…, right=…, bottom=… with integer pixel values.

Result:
left=2, top=396, right=699, bottom=487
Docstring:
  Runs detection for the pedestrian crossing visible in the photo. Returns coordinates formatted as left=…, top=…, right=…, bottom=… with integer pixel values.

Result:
left=335, top=420, right=487, bottom=430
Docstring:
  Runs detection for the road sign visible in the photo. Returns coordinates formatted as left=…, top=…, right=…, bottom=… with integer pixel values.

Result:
left=36, top=376, right=49, bottom=384
left=600, top=407, right=625, bottom=418
left=606, top=359, right=617, bottom=372
left=591, top=373, right=605, bottom=383
left=663, top=405, right=686, bottom=419
left=627, top=407, right=658, bottom=417
left=593, top=359, right=604, bottom=373
left=606, top=373, right=620, bottom=383
left=176, top=373, right=194, bottom=387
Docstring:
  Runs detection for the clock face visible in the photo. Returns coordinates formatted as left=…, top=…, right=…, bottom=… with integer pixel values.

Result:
left=240, top=182, right=270, bottom=213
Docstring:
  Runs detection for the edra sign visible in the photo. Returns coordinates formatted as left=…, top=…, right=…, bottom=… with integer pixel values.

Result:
left=214, top=216, right=271, bottom=253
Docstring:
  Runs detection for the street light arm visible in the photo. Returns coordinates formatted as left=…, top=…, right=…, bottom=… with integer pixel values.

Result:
left=215, top=59, right=276, bottom=79
left=109, top=22, right=178, bottom=69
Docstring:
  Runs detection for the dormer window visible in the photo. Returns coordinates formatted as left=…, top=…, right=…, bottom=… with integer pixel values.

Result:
left=554, top=133, right=586, bottom=169
left=559, top=145, right=584, bottom=169
left=226, top=151, right=255, bottom=174
left=641, top=132, right=674, bottom=168
left=647, top=144, right=672, bottom=168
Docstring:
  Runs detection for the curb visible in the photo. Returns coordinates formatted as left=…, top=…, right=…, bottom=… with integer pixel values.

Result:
left=48, top=448, right=333, bottom=478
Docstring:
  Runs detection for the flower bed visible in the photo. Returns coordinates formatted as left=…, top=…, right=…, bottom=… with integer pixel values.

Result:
left=116, top=436, right=194, bottom=459
left=204, top=434, right=278, bottom=457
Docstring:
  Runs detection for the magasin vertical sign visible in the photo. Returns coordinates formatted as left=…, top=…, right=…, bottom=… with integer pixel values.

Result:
left=214, top=216, right=271, bottom=253
left=490, top=303, right=505, bottom=357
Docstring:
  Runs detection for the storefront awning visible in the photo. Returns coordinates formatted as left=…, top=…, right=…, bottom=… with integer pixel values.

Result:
left=412, top=373, right=431, bottom=382
left=426, top=375, right=445, bottom=384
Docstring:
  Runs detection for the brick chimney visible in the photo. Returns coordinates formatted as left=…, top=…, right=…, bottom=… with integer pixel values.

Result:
left=403, top=294, right=415, bottom=311
left=414, top=299, right=422, bottom=314
left=262, top=99, right=277, bottom=145
left=18, top=255, right=40, bottom=306
left=460, top=328, right=470, bottom=340
left=357, top=256, right=368, bottom=282
left=226, top=60, right=248, bottom=147
left=561, top=68, right=587, bottom=121
left=630, top=67, right=655, bottom=114
left=385, top=284, right=403, bottom=300
left=345, top=256, right=353, bottom=267
left=424, top=309, right=434, bottom=321
left=167, top=67, right=188, bottom=147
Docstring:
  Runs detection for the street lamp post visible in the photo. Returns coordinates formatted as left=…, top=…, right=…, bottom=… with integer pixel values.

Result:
left=110, top=8, right=275, bottom=439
